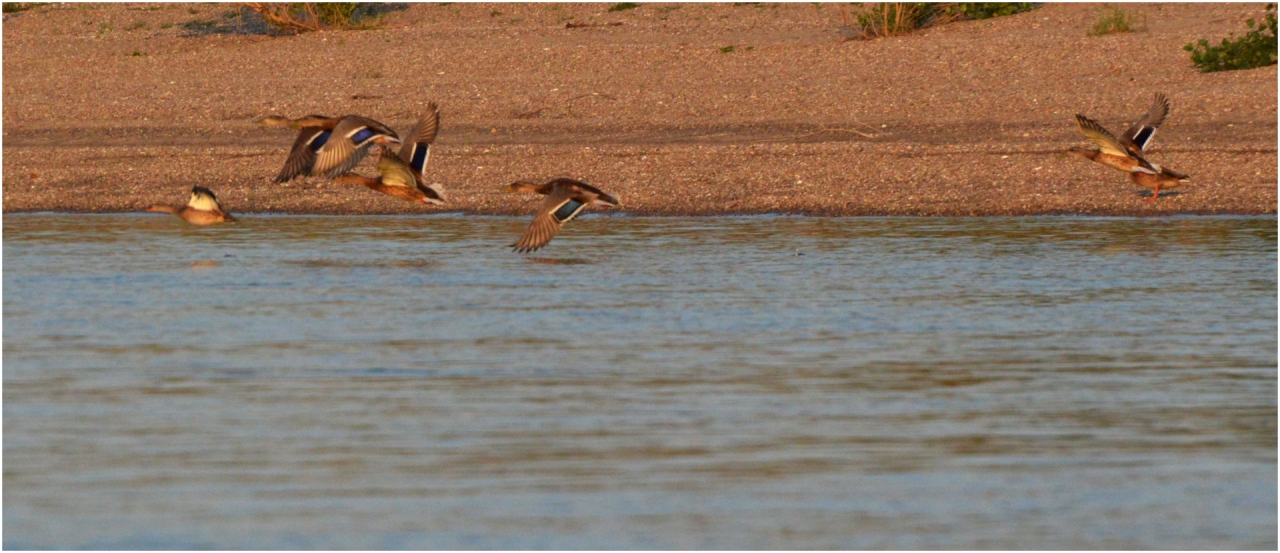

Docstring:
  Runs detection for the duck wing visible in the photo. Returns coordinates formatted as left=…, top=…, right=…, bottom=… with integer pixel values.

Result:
left=1119, top=93, right=1169, bottom=154
left=1075, top=115, right=1130, bottom=157
left=398, top=103, right=439, bottom=174
left=512, top=187, right=589, bottom=253
left=370, top=148, right=444, bottom=205
left=315, top=116, right=399, bottom=178
left=376, top=149, right=421, bottom=190
left=273, top=127, right=329, bottom=183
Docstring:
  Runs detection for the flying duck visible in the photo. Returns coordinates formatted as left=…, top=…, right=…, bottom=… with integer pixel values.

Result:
left=1067, top=93, right=1189, bottom=200
left=508, top=178, right=620, bottom=253
left=332, top=145, right=446, bottom=205
left=263, top=114, right=401, bottom=183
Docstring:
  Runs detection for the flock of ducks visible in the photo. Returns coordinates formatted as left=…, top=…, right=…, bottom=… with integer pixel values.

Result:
left=147, top=93, right=1188, bottom=250
left=147, top=102, right=618, bottom=252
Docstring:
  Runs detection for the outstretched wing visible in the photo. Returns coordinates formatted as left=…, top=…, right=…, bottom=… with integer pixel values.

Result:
left=315, top=116, right=399, bottom=178
left=273, top=127, right=329, bottom=183
left=376, top=149, right=420, bottom=190
left=512, top=188, right=588, bottom=253
left=1075, top=115, right=1130, bottom=157
left=398, top=103, right=440, bottom=175
left=374, top=148, right=445, bottom=205
left=1119, top=93, right=1169, bottom=153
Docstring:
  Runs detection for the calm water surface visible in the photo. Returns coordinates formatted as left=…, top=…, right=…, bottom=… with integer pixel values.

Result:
left=4, top=214, right=1276, bottom=549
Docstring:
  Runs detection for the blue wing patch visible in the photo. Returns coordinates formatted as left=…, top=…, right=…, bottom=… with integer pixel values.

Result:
left=411, top=144, right=430, bottom=172
left=350, top=127, right=377, bottom=145
left=553, top=200, right=585, bottom=222
left=308, top=131, right=332, bottom=151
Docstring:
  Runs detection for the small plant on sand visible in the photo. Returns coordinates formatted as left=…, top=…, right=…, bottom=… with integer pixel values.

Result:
left=1088, top=7, right=1140, bottom=36
left=839, top=3, right=1036, bottom=40
left=720, top=45, right=736, bottom=53
left=2, top=2, right=46, bottom=13
left=952, top=2, right=1034, bottom=20
left=182, top=18, right=216, bottom=31
left=609, top=2, right=639, bottom=12
left=126, top=20, right=148, bottom=30
left=1184, top=3, right=1277, bottom=72
left=238, top=3, right=369, bottom=33
left=843, top=3, right=938, bottom=39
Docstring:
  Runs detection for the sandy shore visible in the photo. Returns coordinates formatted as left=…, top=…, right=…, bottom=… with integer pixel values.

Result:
left=3, top=2, right=1276, bottom=216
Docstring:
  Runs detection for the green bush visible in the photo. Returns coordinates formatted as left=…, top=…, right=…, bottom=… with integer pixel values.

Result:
left=608, top=2, right=638, bottom=12
left=1184, top=4, right=1277, bottom=72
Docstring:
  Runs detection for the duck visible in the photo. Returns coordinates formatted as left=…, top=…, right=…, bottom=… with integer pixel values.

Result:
left=332, top=145, right=446, bottom=205
left=262, top=114, right=401, bottom=183
left=146, top=186, right=236, bottom=225
left=1067, top=93, right=1189, bottom=200
left=1067, top=93, right=1168, bottom=171
left=508, top=178, right=620, bottom=253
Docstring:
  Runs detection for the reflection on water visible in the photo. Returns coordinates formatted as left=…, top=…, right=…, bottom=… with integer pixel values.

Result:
left=4, top=214, right=1276, bottom=549
left=526, top=257, right=594, bottom=265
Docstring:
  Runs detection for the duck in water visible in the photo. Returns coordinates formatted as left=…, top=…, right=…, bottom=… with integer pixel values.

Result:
left=146, top=186, right=236, bottom=225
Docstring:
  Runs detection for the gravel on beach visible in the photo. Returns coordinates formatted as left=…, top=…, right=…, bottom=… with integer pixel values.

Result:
left=3, top=2, right=1275, bottom=216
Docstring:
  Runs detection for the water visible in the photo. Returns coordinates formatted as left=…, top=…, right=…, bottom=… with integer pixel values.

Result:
left=4, top=214, right=1276, bottom=549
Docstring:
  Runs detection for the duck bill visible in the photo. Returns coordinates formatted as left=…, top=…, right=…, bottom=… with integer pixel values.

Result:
left=376, top=136, right=402, bottom=145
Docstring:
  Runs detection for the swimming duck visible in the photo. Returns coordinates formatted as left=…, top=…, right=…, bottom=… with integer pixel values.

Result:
left=1068, top=94, right=1188, bottom=200
left=508, top=178, right=620, bottom=253
left=264, top=114, right=401, bottom=183
left=332, top=145, right=446, bottom=205
left=146, top=186, right=236, bottom=225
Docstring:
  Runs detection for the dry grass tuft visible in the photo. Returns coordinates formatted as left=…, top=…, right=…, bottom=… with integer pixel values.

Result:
left=238, top=2, right=361, bottom=33
left=1088, top=7, right=1143, bottom=36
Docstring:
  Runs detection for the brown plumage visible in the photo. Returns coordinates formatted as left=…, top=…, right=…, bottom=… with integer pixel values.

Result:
left=146, top=186, right=236, bottom=226
left=509, top=178, right=620, bottom=253
left=1067, top=93, right=1188, bottom=201
left=397, top=103, right=440, bottom=181
left=264, top=114, right=401, bottom=183
left=332, top=145, right=445, bottom=205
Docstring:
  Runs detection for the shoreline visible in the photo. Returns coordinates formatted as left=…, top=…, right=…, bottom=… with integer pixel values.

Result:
left=8, top=207, right=1277, bottom=218
left=3, top=3, right=1275, bottom=217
